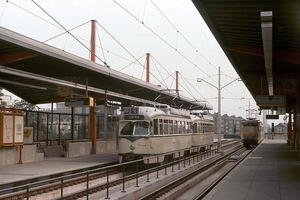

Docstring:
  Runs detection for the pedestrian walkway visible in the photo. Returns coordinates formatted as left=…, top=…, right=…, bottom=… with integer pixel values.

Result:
left=205, top=139, right=300, bottom=200
left=0, top=152, right=118, bottom=186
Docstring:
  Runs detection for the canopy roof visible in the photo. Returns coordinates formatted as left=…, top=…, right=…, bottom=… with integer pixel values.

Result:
left=0, top=26, right=211, bottom=110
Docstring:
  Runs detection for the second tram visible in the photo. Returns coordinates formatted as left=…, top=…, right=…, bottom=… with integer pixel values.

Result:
left=241, top=119, right=264, bottom=148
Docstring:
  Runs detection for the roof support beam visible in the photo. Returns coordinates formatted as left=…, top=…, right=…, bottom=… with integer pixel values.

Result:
left=228, top=44, right=300, bottom=65
left=261, top=11, right=273, bottom=95
left=0, top=51, right=39, bottom=65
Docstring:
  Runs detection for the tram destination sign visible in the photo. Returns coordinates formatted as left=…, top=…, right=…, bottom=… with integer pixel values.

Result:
left=256, top=95, right=285, bottom=106
left=124, top=115, right=144, bottom=120
left=65, top=97, right=94, bottom=107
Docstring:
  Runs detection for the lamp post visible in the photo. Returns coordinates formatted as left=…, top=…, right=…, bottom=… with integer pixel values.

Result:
left=197, top=66, right=240, bottom=152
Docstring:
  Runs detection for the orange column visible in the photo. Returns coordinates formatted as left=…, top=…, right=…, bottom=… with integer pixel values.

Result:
left=176, top=71, right=179, bottom=95
left=18, top=145, right=23, bottom=164
left=146, top=53, right=150, bottom=82
left=89, top=19, right=97, bottom=153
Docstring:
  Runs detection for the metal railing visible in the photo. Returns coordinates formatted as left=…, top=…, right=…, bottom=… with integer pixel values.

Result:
left=0, top=141, right=244, bottom=200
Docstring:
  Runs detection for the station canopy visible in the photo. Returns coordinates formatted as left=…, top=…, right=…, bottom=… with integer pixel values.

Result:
left=0, top=26, right=211, bottom=110
left=192, top=0, right=300, bottom=112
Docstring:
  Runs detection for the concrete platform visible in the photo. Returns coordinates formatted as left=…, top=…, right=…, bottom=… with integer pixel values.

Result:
left=0, top=152, right=118, bottom=186
left=205, top=139, right=300, bottom=200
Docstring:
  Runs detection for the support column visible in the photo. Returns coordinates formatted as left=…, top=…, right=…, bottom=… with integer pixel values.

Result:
left=293, top=108, right=296, bottom=149
left=288, top=112, right=292, bottom=146
left=90, top=102, right=97, bottom=154
left=146, top=53, right=150, bottom=83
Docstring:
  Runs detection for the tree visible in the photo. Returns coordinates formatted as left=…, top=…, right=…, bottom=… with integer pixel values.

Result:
left=0, top=88, right=6, bottom=106
left=13, top=99, right=40, bottom=111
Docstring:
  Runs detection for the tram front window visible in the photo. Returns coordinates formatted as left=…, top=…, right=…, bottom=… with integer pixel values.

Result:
left=120, top=121, right=150, bottom=136
left=245, top=126, right=255, bottom=132
left=134, top=121, right=149, bottom=136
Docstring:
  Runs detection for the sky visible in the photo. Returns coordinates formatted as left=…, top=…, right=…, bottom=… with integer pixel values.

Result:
left=0, top=0, right=262, bottom=119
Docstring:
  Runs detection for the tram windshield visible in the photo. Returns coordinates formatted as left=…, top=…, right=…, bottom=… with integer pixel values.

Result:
left=245, top=126, right=255, bottom=132
left=120, top=121, right=150, bottom=136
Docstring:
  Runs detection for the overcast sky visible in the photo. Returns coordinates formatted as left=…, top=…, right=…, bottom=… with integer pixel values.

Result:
left=0, top=0, right=262, bottom=119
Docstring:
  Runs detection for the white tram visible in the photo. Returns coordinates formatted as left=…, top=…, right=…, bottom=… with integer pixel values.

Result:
left=118, top=104, right=214, bottom=164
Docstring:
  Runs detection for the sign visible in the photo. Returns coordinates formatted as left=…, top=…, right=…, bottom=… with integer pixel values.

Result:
left=282, top=79, right=297, bottom=93
left=65, top=97, right=94, bottom=107
left=266, top=115, right=279, bottom=119
left=256, top=95, right=285, bottom=106
left=0, top=114, right=14, bottom=146
left=57, top=85, right=71, bottom=97
left=14, top=115, right=24, bottom=145
left=124, top=115, right=144, bottom=120
left=277, top=107, right=286, bottom=115
left=24, top=127, right=33, bottom=144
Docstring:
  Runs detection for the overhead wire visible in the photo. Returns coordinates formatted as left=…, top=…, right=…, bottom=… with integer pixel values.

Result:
left=6, top=0, right=249, bottom=113
left=0, top=0, right=8, bottom=22
left=95, top=25, right=107, bottom=65
left=149, top=0, right=218, bottom=71
left=112, top=0, right=213, bottom=79
left=31, top=0, right=108, bottom=67
left=112, top=0, right=243, bottom=103
left=43, top=21, right=90, bottom=43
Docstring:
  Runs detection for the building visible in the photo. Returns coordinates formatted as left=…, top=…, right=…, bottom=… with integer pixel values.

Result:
left=0, top=94, right=16, bottom=107
left=212, top=113, right=245, bottom=139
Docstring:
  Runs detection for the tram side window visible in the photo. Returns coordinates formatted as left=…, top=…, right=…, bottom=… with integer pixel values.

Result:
left=174, top=121, right=178, bottom=134
left=154, top=119, right=159, bottom=135
left=169, top=120, right=173, bottom=134
left=198, top=123, right=202, bottom=133
left=193, top=123, right=197, bottom=133
left=187, top=122, right=192, bottom=133
left=178, top=121, right=183, bottom=134
left=163, top=119, right=168, bottom=134
left=159, top=119, right=163, bottom=135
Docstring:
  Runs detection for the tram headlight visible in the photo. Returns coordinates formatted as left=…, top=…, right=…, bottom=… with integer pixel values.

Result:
left=130, top=144, right=135, bottom=150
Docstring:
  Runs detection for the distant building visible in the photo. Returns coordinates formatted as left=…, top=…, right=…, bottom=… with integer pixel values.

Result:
left=274, top=123, right=286, bottom=133
left=212, top=113, right=245, bottom=139
left=0, top=94, right=16, bottom=107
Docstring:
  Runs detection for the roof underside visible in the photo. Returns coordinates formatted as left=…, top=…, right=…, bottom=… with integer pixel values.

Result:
left=192, top=0, right=300, bottom=112
left=0, top=27, right=210, bottom=110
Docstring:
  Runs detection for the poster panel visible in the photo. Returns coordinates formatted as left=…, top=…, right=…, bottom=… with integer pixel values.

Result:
left=24, top=127, right=33, bottom=144
left=0, top=114, right=14, bottom=146
left=14, top=115, right=24, bottom=145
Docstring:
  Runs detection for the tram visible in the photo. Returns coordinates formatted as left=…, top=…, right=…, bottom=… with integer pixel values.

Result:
left=241, top=119, right=264, bottom=148
left=118, top=104, right=214, bottom=164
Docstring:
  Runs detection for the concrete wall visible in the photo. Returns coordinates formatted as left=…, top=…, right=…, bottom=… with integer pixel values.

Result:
left=0, top=145, right=42, bottom=166
left=96, top=140, right=117, bottom=153
left=68, top=141, right=92, bottom=157
left=67, top=140, right=117, bottom=157
left=0, top=140, right=118, bottom=165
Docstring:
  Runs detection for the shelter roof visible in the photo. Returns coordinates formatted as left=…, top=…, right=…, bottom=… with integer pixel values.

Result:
left=192, top=0, right=300, bottom=112
left=0, top=26, right=211, bottom=110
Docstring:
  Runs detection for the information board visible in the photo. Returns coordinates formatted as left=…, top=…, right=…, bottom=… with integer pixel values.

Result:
left=65, top=97, right=94, bottom=107
left=0, top=114, right=14, bottom=146
left=14, top=115, right=24, bottom=145
left=256, top=95, right=285, bottom=106
left=24, top=127, right=33, bottom=144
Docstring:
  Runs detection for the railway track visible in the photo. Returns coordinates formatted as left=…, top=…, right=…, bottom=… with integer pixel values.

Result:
left=141, top=144, right=252, bottom=200
left=0, top=139, right=241, bottom=200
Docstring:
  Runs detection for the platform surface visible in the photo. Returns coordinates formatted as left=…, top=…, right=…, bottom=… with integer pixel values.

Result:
left=0, top=152, right=118, bottom=186
left=205, top=139, right=300, bottom=200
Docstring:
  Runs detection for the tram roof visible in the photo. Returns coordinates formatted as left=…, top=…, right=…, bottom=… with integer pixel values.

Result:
left=192, top=0, right=300, bottom=112
left=0, top=26, right=211, bottom=110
